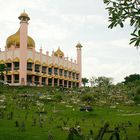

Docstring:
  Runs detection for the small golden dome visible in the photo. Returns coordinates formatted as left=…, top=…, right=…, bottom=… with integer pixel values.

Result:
left=76, top=42, right=83, bottom=48
left=54, top=48, right=64, bottom=57
left=18, top=11, right=30, bottom=21
left=6, top=29, right=35, bottom=48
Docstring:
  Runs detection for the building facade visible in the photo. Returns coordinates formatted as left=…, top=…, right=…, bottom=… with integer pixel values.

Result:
left=0, top=12, right=82, bottom=87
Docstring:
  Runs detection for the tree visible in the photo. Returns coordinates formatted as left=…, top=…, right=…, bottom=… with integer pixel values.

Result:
left=95, top=76, right=113, bottom=87
left=89, top=76, right=96, bottom=87
left=134, top=86, right=140, bottom=104
left=82, top=78, right=89, bottom=87
left=0, top=64, right=5, bottom=80
left=103, top=0, right=140, bottom=47
left=123, top=74, right=140, bottom=84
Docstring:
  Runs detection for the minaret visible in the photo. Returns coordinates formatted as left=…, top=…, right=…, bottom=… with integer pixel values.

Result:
left=18, top=11, right=30, bottom=85
left=76, top=42, right=83, bottom=87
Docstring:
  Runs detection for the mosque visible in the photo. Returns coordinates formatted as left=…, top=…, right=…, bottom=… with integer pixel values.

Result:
left=0, top=11, right=82, bottom=87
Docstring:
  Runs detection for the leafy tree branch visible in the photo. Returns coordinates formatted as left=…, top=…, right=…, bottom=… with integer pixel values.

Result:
left=103, top=0, right=140, bottom=47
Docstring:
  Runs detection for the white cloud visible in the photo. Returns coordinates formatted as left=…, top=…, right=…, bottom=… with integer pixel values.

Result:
left=0, top=0, right=140, bottom=83
left=109, top=39, right=130, bottom=48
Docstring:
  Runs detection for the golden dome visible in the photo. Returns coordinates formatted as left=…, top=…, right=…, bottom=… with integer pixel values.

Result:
left=18, top=11, right=30, bottom=21
left=76, top=42, right=83, bottom=48
left=54, top=48, right=64, bottom=57
left=6, top=29, right=35, bottom=48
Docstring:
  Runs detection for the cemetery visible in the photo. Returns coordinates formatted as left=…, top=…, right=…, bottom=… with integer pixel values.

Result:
left=0, top=84, right=140, bottom=140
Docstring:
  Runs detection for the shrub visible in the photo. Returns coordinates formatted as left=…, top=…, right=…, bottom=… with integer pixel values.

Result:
left=134, top=95, right=140, bottom=104
left=81, top=94, right=93, bottom=102
left=135, top=86, right=140, bottom=95
left=54, top=94, right=63, bottom=102
left=133, top=86, right=140, bottom=104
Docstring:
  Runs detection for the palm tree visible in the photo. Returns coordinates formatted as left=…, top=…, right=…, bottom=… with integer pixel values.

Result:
left=82, top=78, right=88, bottom=87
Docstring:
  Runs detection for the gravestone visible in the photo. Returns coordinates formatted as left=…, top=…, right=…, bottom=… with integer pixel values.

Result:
left=15, top=121, right=19, bottom=127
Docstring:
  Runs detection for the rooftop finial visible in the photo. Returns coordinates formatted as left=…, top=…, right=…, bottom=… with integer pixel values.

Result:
left=18, top=10, right=30, bottom=21
left=76, top=42, right=83, bottom=48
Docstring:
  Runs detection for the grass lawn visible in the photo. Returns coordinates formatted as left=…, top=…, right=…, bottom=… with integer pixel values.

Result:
left=0, top=86, right=140, bottom=139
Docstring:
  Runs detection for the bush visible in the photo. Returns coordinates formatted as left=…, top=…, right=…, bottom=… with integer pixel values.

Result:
left=134, top=95, right=140, bottom=104
left=133, top=86, right=140, bottom=104
left=81, top=94, right=93, bottom=102
left=135, top=86, right=140, bottom=95
left=54, top=94, right=63, bottom=102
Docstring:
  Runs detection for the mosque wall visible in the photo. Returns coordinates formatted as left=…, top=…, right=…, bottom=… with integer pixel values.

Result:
left=34, top=52, right=40, bottom=61
left=14, top=49, right=20, bottom=59
left=27, top=50, right=33, bottom=59
left=59, top=58, right=63, bottom=66
left=48, top=56, right=52, bottom=64
left=6, top=50, right=13, bottom=60
left=0, top=49, right=79, bottom=71
left=42, top=54, right=46, bottom=64
left=0, top=51, right=5, bottom=60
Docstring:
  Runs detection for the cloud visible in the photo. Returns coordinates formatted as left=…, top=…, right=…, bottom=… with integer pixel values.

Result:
left=81, top=40, right=140, bottom=83
left=83, top=57, right=140, bottom=83
left=0, top=0, right=140, bottom=84
left=109, top=38, right=130, bottom=48
left=59, top=14, right=107, bottom=26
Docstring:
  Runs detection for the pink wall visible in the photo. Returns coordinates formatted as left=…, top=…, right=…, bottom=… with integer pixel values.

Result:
left=19, top=20, right=28, bottom=85
left=77, top=47, right=82, bottom=87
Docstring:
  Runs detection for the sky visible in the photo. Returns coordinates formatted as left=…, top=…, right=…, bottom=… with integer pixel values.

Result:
left=0, top=0, right=140, bottom=84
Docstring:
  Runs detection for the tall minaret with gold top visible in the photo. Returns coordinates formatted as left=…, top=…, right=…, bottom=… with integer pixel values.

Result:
left=18, top=11, right=30, bottom=85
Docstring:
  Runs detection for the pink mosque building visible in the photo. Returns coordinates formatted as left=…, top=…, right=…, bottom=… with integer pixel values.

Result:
left=0, top=12, right=82, bottom=87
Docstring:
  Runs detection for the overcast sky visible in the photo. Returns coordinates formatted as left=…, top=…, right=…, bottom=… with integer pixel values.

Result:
left=0, top=0, right=140, bottom=83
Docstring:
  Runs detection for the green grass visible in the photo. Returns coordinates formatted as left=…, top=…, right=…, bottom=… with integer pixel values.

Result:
left=0, top=85, right=140, bottom=139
